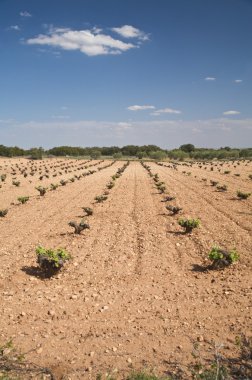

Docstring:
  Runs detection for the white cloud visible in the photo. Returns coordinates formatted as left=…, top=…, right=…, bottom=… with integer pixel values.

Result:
left=51, top=115, right=70, bottom=119
left=127, top=105, right=155, bottom=111
left=223, top=110, right=240, bottom=115
left=117, top=122, right=132, bottom=128
left=150, top=107, right=181, bottom=116
left=0, top=119, right=15, bottom=124
left=192, top=127, right=202, bottom=133
left=26, top=25, right=148, bottom=56
left=9, top=25, right=20, bottom=31
left=205, top=77, right=216, bottom=81
left=112, top=25, right=149, bottom=40
left=234, top=79, right=243, bottom=83
left=115, top=122, right=133, bottom=133
left=92, top=27, right=103, bottom=34
left=20, top=11, right=32, bottom=17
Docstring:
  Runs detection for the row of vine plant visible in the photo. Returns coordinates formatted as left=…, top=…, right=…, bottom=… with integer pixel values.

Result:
left=156, top=161, right=251, bottom=200
left=0, top=161, right=116, bottom=218
left=36, top=161, right=130, bottom=277
left=141, top=161, right=240, bottom=271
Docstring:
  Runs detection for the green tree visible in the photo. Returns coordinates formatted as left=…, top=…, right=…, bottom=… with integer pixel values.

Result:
left=137, top=151, right=148, bottom=159
left=29, top=147, right=44, bottom=160
left=90, top=150, right=102, bottom=159
left=179, top=144, right=195, bottom=152
left=113, top=152, right=123, bottom=159
left=148, top=150, right=167, bottom=161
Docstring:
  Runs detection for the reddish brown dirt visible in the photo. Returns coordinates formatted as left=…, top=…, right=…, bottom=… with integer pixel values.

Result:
left=0, top=159, right=251, bottom=379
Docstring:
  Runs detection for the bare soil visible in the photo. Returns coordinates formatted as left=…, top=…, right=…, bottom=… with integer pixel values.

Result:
left=0, top=158, right=251, bottom=379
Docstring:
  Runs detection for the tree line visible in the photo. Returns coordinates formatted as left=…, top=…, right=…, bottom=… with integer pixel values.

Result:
left=0, top=144, right=251, bottom=160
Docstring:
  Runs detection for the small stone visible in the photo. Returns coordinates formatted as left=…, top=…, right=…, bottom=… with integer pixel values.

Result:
left=112, top=347, right=117, bottom=352
left=197, top=336, right=204, bottom=342
left=36, top=347, right=43, bottom=354
left=127, top=357, right=132, bottom=364
left=89, top=351, right=95, bottom=357
left=70, top=295, right=78, bottom=300
left=3, top=348, right=11, bottom=355
left=48, top=310, right=55, bottom=316
left=100, top=305, right=109, bottom=312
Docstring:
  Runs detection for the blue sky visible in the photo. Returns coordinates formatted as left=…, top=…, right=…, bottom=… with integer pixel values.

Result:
left=1, top=0, right=252, bottom=149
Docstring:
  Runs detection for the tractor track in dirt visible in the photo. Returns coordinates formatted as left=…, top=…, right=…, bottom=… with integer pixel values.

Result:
left=156, top=163, right=252, bottom=232
left=150, top=163, right=252, bottom=259
left=0, top=162, right=122, bottom=276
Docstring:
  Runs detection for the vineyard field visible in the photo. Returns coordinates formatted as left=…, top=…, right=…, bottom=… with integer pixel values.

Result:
left=0, top=157, right=251, bottom=379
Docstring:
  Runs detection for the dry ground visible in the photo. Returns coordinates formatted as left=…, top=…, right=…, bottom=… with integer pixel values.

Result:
left=0, top=158, right=251, bottom=379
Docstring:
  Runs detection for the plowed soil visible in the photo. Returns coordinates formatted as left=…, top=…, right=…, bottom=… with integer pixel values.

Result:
left=0, top=158, right=251, bottom=379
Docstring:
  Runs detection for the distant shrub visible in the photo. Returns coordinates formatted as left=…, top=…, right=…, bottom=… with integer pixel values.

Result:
left=178, top=218, right=200, bottom=233
left=161, top=196, right=176, bottom=202
left=158, top=184, right=166, bottom=193
left=166, top=205, right=182, bottom=215
left=0, top=209, right=8, bottom=217
left=60, top=179, right=67, bottom=186
left=36, top=246, right=71, bottom=273
left=210, top=180, right=218, bottom=186
left=50, top=183, right=59, bottom=190
left=12, top=180, right=20, bottom=187
left=17, top=196, right=29, bottom=204
left=82, top=207, right=93, bottom=216
left=237, top=191, right=251, bottom=200
left=0, top=174, right=7, bottom=182
left=68, top=219, right=90, bottom=234
left=217, top=184, right=228, bottom=192
left=35, top=186, right=47, bottom=196
left=107, top=181, right=115, bottom=189
left=208, top=246, right=239, bottom=269
left=95, top=195, right=108, bottom=203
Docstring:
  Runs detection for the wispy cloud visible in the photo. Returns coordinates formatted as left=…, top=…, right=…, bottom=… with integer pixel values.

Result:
left=26, top=25, right=148, bottom=56
left=9, top=25, right=21, bottom=31
left=20, top=11, right=32, bottom=17
left=51, top=115, right=70, bottom=120
left=0, top=119, right=15, bottom=124
left=150, top=107, right=181, bottom=116
left=115, top=122, right=132, bottom=132
left=112, top=25, right=149, bottom=41
left=223, top=110, right=240, bottom=115
left=127, top=105, right=155, bottom=111
left=234, top=79, right=243, bottom=83
left=2, top=118, right=251, bottom=149
left=205, top=77, right=216, bottom=81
